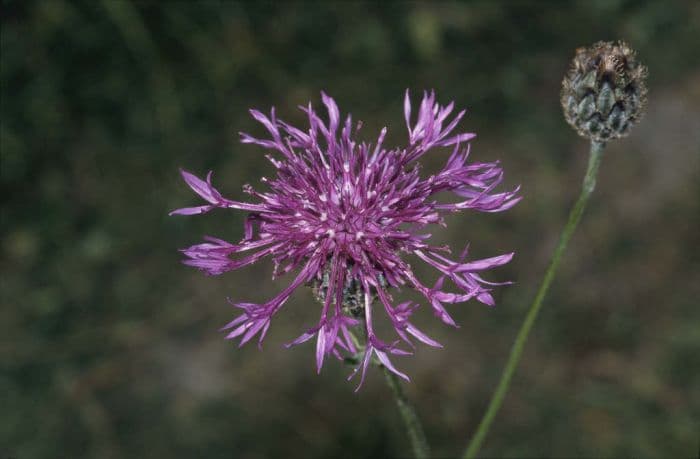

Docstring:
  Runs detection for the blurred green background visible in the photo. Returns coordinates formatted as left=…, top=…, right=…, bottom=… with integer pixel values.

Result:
left=2, top=1, right=699, bottom=458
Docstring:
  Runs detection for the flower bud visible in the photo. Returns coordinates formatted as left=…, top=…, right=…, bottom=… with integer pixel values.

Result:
left=561, top=41, right=648, bottom=143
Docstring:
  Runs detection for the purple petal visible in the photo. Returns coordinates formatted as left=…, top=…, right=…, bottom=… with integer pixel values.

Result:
left=220, top=314, right=248, bottom=331
left=404, top=89, right=412, bottom=135
left=375, top=350, right=410, bottom=382
left=477, top=292, right=495, bottom=306
left=169, top=205, right=214, bottom=216
left=239, top=319, right=268, bottom=347
left=454, top=253, right=514, bottom=272
left=321, top=91, right=339, bottom=134
left=406, top=324, right=443, bottom=348
left=315, top=326, right=327, bottom=373
left=284, top=327, right=319, bottom=348
left=180, top=169, right=219, bottom=203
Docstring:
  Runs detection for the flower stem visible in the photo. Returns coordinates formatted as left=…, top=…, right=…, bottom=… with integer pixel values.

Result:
left=349, top=320, right=430, bottom=458
left=462, top=141, right=605, bottom=458
left=383, top=367, right=431, bottom=459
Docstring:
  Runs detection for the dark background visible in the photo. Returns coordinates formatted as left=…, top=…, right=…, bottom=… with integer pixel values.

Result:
left=2, top=1, right=699, bottom=458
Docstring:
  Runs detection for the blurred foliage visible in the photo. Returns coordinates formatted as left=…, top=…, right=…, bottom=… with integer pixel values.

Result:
left=1, top=1, right=699, bottom=458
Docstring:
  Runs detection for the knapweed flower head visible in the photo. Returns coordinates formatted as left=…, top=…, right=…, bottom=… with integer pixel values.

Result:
left=171, top=91, right=520, bottom=389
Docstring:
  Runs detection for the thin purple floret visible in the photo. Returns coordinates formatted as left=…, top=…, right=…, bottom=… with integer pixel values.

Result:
left=171, top=91, right=520, bottom=388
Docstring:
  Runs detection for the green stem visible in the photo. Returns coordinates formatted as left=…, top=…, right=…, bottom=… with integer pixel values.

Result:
left=462, top=141, right=605, bottom=459
left=349, top=321, right=430, bottom=458
left=383, top=367, right=431, bottom=459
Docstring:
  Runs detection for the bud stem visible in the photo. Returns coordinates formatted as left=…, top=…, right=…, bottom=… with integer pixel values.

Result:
left=462, top=141, right=605, bottom=458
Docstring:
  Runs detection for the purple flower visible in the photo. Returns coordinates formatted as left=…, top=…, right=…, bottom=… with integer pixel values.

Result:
left=171, top=91, right=520, bottom=389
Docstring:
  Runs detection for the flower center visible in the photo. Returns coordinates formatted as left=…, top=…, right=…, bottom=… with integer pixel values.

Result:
left=309, top=263, right=387, bottom=317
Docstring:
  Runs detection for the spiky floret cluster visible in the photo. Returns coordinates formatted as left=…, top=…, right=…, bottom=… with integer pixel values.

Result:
left=171, top=91, right=520, bottom=388
left=561, top=41, right=648, bottom=142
